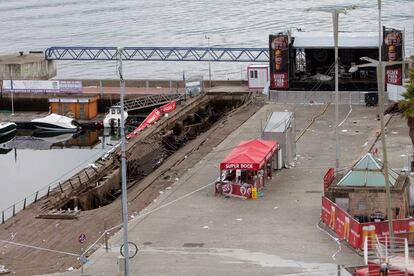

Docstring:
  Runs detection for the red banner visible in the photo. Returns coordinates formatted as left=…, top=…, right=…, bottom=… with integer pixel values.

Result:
left=127, top=108, right=162, bottom=139
left=159, top=100, right=177, bottom=113
left=269, top=34, right=290, bottom=90
left=383, top=27, right=403, bottom=86
left=386, top=66, right=402, bottom=85
left=127, top=100, right=177, bottom=140
left=361, top=218, right=414, bottom=238
left=321, top=197, right=361, bottom=249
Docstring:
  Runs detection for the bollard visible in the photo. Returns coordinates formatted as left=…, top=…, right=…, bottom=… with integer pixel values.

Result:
left=117, top=256, right=126, bottom=276
left=47, top=186, right=51, bottom=197
left=23, top=198, right=26, bottom=209
left=2, top=211, right=4, bottom=224
left=12, top=205, right=15, bottom=217
left=251, top=187, right=257, bottom=199
left=361, top=225, right=370, bottom=249
left=34, top=191, right=39, bottom=202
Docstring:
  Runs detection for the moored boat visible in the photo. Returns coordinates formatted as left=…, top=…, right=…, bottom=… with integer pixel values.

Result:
left=31, top=113, right=79, bottom=132
left=0, top=122, right=17, bottom=137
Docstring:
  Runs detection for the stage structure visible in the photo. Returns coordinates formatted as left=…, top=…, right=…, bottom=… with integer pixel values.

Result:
left=269, top=27, right=404, bottom=91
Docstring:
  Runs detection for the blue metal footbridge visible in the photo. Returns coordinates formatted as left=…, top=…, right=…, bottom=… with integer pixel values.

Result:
left=45, top=46, right=269, bottom=62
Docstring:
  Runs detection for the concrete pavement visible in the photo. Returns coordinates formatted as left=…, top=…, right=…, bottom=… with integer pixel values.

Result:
left=47, top=102, right=394, bottom=276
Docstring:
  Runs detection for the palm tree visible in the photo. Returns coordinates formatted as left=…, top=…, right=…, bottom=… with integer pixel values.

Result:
left=399, top=66, right=414, bottom=155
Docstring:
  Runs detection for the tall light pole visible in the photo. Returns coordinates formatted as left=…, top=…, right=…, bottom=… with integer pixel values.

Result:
left=205, top=35, right=212, bottom=87
left=9, top=68, right=14, bottom=116
left=350, top=55, right=403, bottom=242
left=117, top=47, right=130, bottom=276
left=349, top=0, right=395, bottom=241
left=377, top=0, right=395, bottom=242
left=333, top=10, right=340, bottom=172
left=306, top=5, right=356, bottom=172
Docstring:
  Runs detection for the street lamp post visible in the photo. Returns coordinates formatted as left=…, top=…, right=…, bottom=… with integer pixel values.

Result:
left=377, top=0, right=394, bottom=242
left=9, top=68, right=14, bottom=116
left=205, top=35, right=212, bottom=87
left=117, top=47, right=130, bottom=276
left=350, top=56, right=404, bottom=242
left=306, top=5, right=356, bottom=172
left=333, top=10, right=340, bottom=172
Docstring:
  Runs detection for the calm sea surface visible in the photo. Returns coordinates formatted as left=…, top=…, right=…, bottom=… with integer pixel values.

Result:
left=0, top=130, right=119, bottom=211
left=0, top=0, right=413, bottom=211
left=0, top=0, right=413, bottom=80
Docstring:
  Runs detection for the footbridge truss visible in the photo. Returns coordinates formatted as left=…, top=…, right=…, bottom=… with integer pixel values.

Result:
left=45, top=46, right=269, bottom=62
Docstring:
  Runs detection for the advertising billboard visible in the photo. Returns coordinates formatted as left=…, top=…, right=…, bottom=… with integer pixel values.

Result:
left=2, top=80, right=83, bottom=93
left=383, top=27, right=403, bottom=86
left=269, top=34, right=289, bottom=90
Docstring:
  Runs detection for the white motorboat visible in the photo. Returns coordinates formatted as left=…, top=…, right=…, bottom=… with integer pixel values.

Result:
left=31, top=113, right=79, bottom=132
left=0, top=122, right=17, bottom=137
left=103, top=106, right=128, bottom=128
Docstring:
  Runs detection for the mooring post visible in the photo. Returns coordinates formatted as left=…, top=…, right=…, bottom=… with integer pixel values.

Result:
left=59, top=182, right=63, bottom=193
left=337, top=265, right=341, bottom=276
left=23, top=198, right=26, bottom=209
left=12, top=205, right=15, bottom=217
left=2, top=211, right=4, bottom=224
left=47, top=186, right=51, bottom=197
left=34, top=191, right=39, bottom=202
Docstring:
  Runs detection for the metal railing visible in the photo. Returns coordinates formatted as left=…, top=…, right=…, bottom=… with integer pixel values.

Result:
left=117, top=93, right=183, bottom=112
left=268, top=90, right=369, bottom=104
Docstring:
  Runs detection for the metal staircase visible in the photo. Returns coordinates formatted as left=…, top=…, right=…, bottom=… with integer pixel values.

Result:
left=115, top=93, right=184, bottom=112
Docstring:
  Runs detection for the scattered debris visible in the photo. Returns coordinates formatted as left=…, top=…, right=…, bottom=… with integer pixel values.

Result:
left=0, top=265, right=9, bottom=275
left=36, top=209, right=80, bottom=220
left=66, top=267, right=74, bottom=271
left=202, top=226, right=209, bottom=229
left=235, top=218, right=243, bottom=221
left=341, top=129, right=348, bottom=133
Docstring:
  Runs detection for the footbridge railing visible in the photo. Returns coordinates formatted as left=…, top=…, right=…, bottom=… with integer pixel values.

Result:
left=117, top=93, right=184, bottom=112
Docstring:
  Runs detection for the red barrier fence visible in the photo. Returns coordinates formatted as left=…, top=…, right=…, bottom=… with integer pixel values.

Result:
left=323, top=168, right=335, bottom=191
left=321, top=196, right=414, bottom=250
